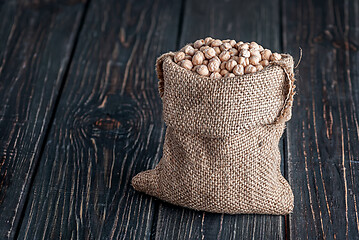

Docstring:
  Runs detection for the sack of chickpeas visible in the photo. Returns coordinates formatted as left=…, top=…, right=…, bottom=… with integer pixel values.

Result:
left=132, top=37, right=295, bottom=215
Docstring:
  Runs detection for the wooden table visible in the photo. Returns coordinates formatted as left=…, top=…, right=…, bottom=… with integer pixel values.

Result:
left=1, top=0, right=358, bottom=239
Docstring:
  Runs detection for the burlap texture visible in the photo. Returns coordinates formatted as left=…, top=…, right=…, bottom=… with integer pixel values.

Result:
left=132, top=52, right=295, bottom=215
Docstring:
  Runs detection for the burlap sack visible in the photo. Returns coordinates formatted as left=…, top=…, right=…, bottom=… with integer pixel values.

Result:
left=132, top=52, right=295, bottom=215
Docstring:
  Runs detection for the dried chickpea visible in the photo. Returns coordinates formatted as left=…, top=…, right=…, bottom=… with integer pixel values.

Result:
left=249, top=55, right=260, bottom=65
left=219, top=51, right=231, bottom=61
left=192, top=51, right=205, bottom=65
left=174, top=52, right=185, bottom=63
left=245, top=65, right=256, bottom=74
left=220, top=61, right=227, bottom=70
left=260, top=59, right=269, bottom=67
left=250, top=49, right=261, bottom=59
left=213, top=46, right=221, bottom=55
left=229, top=40, right=236, bottom=47
left=237, top=57, right=247, bottom=66
left=229, top=48, right=239, bottom=56
left=261, top=49, right=272, bottom=60
left=220, top=69, right=229, bottom=76
left=211, top=56, right=221, bottom=64
left=238, top=43, right=249, bottom=50
left=220, top=42, right=232, bottom=51
left=183, top=45, right=195, bottom=56
left=240, top=49, right=250, bottom=58
left=211, top=39, right=222, bottom=47
left=196, top=65, right=210, bottom=76
left=270, top=53, right=282, bottom=61
left=225, top=73, right=236, bottom=78
left=233, top=64, right=244, bottom=76
left=208, top=58, right=220, bottom=72
left=203, top=47, right=216, bottom=59
left=231, top=56, right=239, bottom=62
left=199, top=45, right=209, bottom=51
left=184, top=55, right=192, bottom=60
left=194, top=39, right=205, bottom=49
left=234, top=41, right=244, bottom=49
left=255, top=64, right=264, bottom=71
left=210, top=72, right=222, bottom=79
left=180, top=59, right=193, bottom=70
left=249, top=41, right=259, bottom=49
left=204, top=37, right=214, bottom=45
left=226, top=59, right=237, bottom=71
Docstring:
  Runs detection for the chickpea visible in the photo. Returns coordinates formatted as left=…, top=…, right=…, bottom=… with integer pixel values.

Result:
left=270, top=53, right=282, bottom=61
left=233, top=64, right=244, bottom=76
left=229, top=48, right=239, bottom=56
left=219, top=51, right=231, bottom=61
left=229, top=40, right=237, bottom=47
left=249, top=41, right=259, bottom=49
left=204, top=37, right=214, bottom=45
left=220, top=42, right=232, bottom=51
left=238, top=43, right=249, bottom=50
left=249, top=55, right=260, bottom=65
left=260, top=59, right=269, bottom=67
left=245, top=65, right=256, bottom=74
left=180, top=59, right=193, bottom=70
left=174, top=52, right=185, bottom=63
left=237, top=57, right=247, bottom=66
left=226, top=59, right=238, bottom=71
left=220, top=61, right=227, bottom=70
left=261, top=49, right=272, bottom=60
left=210, top=72, right=222, bottom=79
left=203, top=47, right=216, bottom=59
left=196, top=65, right=210, bottom=76
left=183, top=45, right=195, bottom=56
left=255, top=64, right=264, bottom=71
left=211, top=39, right=222, bottom=47
left=213, top=46, right=221, bottom=55
left=240, top=49, right=250, bottom=58
left=194, top=39, right=205, bottom=49
left=220, top=69, right=229, bottom=76
left=192, top=51, right=205, bottom=65
left=225, top=73, right=236, bottom=78
left=208, top=58, right=221, bottom=72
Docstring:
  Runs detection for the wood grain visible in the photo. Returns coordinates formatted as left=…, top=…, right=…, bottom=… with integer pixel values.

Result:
left=154, top=0, right=286, bottom=239
left=4, top=0, right=358, bottom=238
left=0, top=1, right=86, bottom=238
left=17, top=0, right=182, bottom=239
left=283, top=0, right=359, bottom=239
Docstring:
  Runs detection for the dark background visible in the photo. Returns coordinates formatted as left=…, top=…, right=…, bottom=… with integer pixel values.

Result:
left=0, top=0, right=358, bottom=239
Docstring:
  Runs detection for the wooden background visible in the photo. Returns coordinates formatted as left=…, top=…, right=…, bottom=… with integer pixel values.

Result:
left=0, top=0, right=358, bottom=239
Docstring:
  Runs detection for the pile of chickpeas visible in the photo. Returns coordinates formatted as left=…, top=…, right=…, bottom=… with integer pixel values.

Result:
left=173, top=37, right=282, bottom=78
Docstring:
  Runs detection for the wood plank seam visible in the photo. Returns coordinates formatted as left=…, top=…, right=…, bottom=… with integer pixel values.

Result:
left=16, top=0, right=184, bottom=238
left=11, top=1, right=92, bottom=239
left=150, top=1, right=186, bottom=239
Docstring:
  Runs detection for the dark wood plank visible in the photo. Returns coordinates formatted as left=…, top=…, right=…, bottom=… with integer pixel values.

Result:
left=154, top=0, right=286, bottom=239
left=0, top=1, right=86, bottom=238
left=17, top=0, right=182, bottom=239
left=283, top=0, right=359, bottom=239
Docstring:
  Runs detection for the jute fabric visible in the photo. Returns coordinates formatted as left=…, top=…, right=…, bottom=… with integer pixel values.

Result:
left=132, top=52, right=295, bottom=215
